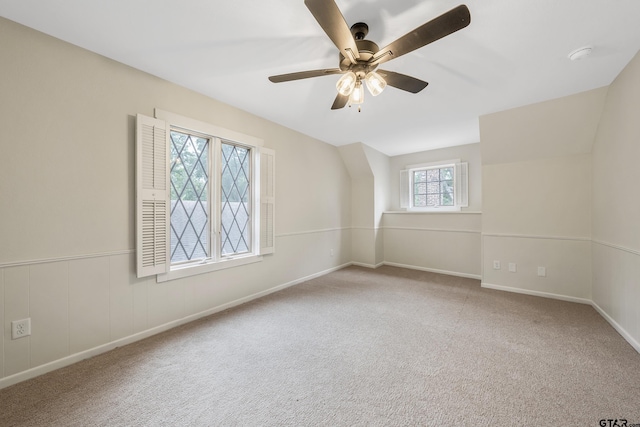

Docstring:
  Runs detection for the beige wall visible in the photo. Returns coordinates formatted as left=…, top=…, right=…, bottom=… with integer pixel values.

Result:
left=384, top=143, right=482, bottom=278
left=482, top=154, right=592, bottom=238
left=480, top=87, right=607, bottom=165
left=0, top=18, right=352, bottom=386
left=591, top=51, right=640, bottom=349
left=479, top=90, right=606, bottom=301
left=363, top=145, right=390, bottom=266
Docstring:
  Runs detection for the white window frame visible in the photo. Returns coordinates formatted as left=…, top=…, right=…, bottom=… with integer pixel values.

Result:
left=400, top=159, right=468, bottom=212
left=135, top=110, right=275, bottom=282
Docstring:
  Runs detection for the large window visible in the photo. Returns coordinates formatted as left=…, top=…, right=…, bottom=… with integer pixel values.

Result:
left=401, top=161, right=467, bottom=211
left=136, top=111, right=275, bottom=281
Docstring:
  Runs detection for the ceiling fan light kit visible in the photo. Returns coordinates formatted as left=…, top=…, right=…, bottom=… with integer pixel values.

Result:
left=336, top=71, right=357, bottom=96
left=350, top=81, right=364, bottom=105
left=365, top=71, right=387, bottom=96
left=269, top=0, right=471, bottom=111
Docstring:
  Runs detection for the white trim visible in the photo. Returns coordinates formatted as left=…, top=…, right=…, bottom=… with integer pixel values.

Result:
left=0, top=227, right=354, bottom=269
left=480, top=283, right=640, bottom=355
left=276, top=227, right=350, bottom=238
left=154, top=109, right=263, bottom=147
left=157, top=255, right=263, bottom=283
left=482, top=233, right=591, bottom=242
left=592, top=240, right=640, bottom=256
left=591, top=301, right=640, bottom=354
left=0, top=250, right=134, bottom=269
left=480, top=282, right=591, bottom=305
left=383, top=226, right=480, bottom=234
left=0, top=262, right=352, bottom=390
left=383, top=211, right=482, bottom=215
left=384, top=262, right=481, bottom=280
left=351, top=261, right=385, bottom=269
left=405, top=158, right=460, bottom=170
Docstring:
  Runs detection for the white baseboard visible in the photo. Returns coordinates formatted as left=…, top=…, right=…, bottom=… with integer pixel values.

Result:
left=0, top=262, right=352, bottom=390
left=384, top=262, right=481, bottom=280
left=351, top=261, right=384, bottom=269
left=2, top=263, right=637, bottom=390
left=591, top=301, right=640, bottom=354
left=480, top=282, right=592, bottom=305
left=480, top=283, right=639, bottom=354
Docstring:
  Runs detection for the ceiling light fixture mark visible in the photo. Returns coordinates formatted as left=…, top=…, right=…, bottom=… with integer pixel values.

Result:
left=568, top=46, right=592, bottom=61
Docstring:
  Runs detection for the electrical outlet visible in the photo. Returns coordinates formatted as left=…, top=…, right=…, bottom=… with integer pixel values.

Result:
left=330, top=249, right=334, bottom=257
left=11, top=318, right=31, bottom=340
left=537, top=266, right=547, bottom=277
left=493, top=260, right=501, bottom=270
left=508, top=263, right=517, bottom=273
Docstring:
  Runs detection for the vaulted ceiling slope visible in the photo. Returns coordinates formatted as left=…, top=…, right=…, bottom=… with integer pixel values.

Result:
left=1, top=0, right=639, bottom=156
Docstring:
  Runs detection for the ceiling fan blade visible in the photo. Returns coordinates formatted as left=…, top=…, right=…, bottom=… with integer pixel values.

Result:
left=369, top=4, right=470, bottom=66
left=331, top=93, right=349, bottom=110
left=269, top=68, right=343, bottom=83
left=377, top=70, right=429, bottom=93
left=304, top=0, right=360, bottom=64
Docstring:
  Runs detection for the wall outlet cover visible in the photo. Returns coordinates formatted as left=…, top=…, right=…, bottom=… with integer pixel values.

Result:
left=11, top=318, right=31, bottom=340
left=508, top=263, right=517, bottom=273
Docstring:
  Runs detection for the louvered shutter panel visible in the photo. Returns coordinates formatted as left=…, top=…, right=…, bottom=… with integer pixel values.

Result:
left=455, top=162, right=469, bottom=208
left=259, top=147, right=275, bottom=255
left=136, top=114, right=170, bottom=277
left=400, top=169, right=410, bottom=209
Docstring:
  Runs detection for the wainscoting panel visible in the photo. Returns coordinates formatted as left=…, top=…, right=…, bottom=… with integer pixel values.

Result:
left=0, top=228, right=352, bottom=389
left=482, top=235, right=591, bottom=300
left=592, top=241, right=640, bottom=351
left=383, top=213, right=482, bottom=278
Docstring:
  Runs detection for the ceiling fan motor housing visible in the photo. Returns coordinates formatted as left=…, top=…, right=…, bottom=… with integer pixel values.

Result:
left=339, top=36, right=380, bottom=77
left=268, top=1, right=471, bottom=110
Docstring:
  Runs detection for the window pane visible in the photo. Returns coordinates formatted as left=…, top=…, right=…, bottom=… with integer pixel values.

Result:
left=440, top=180, right=453, bottom=193
left=221, top=143, right=251, bottom=255
left=170, top=131, right=209, bottom=263
left=441, top=167, right=454, bottom=180
left=426, top=169, right=440, bottom=182
left=414, top=182, right=427, bottom=195
left=414, top=171, right=427, bottom=183
left=441, top=190, right=454, bottom=206
left=411, top=166, right=456, bottom=208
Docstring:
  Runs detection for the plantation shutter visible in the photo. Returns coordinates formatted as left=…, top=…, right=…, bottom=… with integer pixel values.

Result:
left=136, top=114, right=170, bottom=278
left=400, top=169, right=410, bottom=209
left=259, top=147, right=275, bottom=255
left=455, top=162, right=469, bottom=208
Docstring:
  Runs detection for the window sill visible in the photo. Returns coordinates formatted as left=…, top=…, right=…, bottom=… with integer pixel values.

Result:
left=157, top=254, right=263, bottom=283
left=383, top=210, right=482, bottom=215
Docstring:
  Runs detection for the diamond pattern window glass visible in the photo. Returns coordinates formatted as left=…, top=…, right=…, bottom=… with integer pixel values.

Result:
left=221, top=143, right=251, bottom=255
left=413, top=166, right=454, bottom=208
left=169, top=130, right=209, bottom=263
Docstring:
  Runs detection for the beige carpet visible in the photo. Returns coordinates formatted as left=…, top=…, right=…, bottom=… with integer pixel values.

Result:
left=1, top=266, right=639, bottom=426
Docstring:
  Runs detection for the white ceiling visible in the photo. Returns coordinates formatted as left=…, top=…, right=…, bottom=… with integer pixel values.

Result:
left=2, top=0, right=640, bottom=156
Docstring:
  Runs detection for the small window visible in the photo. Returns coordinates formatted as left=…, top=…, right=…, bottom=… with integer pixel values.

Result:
left=400, top=161, right=468, bottom=211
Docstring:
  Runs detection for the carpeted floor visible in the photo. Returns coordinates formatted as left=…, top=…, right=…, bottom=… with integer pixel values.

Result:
left=1, top=266, right=639, bottom=426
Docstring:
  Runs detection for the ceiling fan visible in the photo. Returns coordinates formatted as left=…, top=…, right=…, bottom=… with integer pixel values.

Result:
left=268, top=0, right=471, bottom=111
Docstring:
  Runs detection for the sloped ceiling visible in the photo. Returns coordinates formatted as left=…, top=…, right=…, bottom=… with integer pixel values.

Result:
left=1, top=0, right=640, bottom=156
